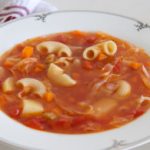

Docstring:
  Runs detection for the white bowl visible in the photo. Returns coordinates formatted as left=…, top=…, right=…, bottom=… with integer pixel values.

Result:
left=0, top=11, right=150, bottom=150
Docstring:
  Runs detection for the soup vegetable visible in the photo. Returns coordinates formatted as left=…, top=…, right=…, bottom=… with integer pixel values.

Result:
left=0, top=31, right=150, bottom=134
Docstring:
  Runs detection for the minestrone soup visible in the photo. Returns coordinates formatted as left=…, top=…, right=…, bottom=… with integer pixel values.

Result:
left=0, top=31, right=150, bottom=134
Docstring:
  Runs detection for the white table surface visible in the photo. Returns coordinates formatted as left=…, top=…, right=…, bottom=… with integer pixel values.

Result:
left=0, top=0, right=150, bottom=149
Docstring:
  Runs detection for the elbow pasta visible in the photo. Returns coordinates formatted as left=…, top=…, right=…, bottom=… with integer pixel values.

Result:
left=2, top=77, right=15, bottom=93
left=83, top=40, right=117, bottom=60
left=45, top=54, right=56, bottom=64
left=48, top=63, right=76, bottom=87
left=115, top=80, right=131, bottom=97
left=22, top=99, right=44, bottom=115
left=83, top=45, right=100, bottom=60
left=37, top=41, right=72, bottom=57
left=54, top=57, right=73, bottom=68
left=100, top=40, right=117, bottom=56
left=17, top=78, right=46, bottom=97
left=92, top=98, right=117, bottom=117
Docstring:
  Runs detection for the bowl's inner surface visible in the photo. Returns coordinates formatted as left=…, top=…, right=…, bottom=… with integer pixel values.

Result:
left=0, top=30, right=150, bottom=135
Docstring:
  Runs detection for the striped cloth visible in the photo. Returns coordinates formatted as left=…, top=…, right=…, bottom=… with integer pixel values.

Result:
left=0, top=0, right=57, bottom=23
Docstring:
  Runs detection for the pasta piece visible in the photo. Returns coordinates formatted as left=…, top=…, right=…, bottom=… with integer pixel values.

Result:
left=100, top=40, right=117, bottom=56
left=92, top=98, right=117, bottom=117
left=83, top=45, right=100, bottom=60
left=22, top=99, right=44, bottom=115
left=78, top=102, right=94, bottom=114
left=54, top=57, right=73, bottom=68
left=115, top=80, right=131, bottom=97
left=37, top=41, right=72, bottom=57
left=55, top=57, right=70, bottom=68
left=17, top=78, right=46, bottom=97
left=45, top=54, right=56, bottom=64
left=73, top=58, right=81, bottom=67
left=83, top=40, right=117, bottom=60
left=2, top=77, right=15, bottom=93
left=55, top=97, right=94, bottom=115
left=43, top=112, right=58, bottom=120
left=48, top=63, right=76, bottom=87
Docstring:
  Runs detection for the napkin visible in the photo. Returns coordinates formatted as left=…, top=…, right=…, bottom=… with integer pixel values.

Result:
left=0, top=0, right=57, bottom=24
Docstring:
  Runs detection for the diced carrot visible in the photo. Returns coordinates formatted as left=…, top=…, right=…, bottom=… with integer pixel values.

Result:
left=3, top=60, right=15, bottom=68
left=44, top=92, right=55, bottom=102
left=34, top=67, right=42, bottom=73
left=72, top=30, right=86, bottom=37
left=52, top=107, right=62, bottom=116
left=21, top=46, right=34, bottom=58
left=72, top=72, right=80, bottom=80
left=34, top=64, right=45, bottom=72
left=82, top=60, right=93, bottom=70
left=97, top=53, right=107, bottom=61
left=146, top=62, right=150, bottom=67
left=129, top=62, right=141, bottom=69
left=37, top=63, right=45, bottom=69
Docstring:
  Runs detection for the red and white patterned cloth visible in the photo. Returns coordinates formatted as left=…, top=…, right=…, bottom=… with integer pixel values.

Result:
left=0, top=0, right=57, bottom=23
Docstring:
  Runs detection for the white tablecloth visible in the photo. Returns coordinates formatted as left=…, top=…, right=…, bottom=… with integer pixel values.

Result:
left=0, top=0, right=150, bottom=149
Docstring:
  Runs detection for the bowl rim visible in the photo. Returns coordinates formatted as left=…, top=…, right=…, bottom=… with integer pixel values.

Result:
left=0, top=10, right=150, bottom=150
left=0, top=10, right=145, bottom=28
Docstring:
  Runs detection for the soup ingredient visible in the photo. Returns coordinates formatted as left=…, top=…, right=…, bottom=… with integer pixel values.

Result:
left=43, top=92, right=55, bottom=102
left=17, top=78, right=46, bottom=97
left=115, top=80, right=131, bottom=97
left=37, top=41, right=72, bottom=57
left=92, top=98, right=117, bottom=117
left=82, top=40, right=117, bottom=60
left=100, top=40, right=117, bottom=56
left=2, top=77, right=15, bottom=93
left=22, top=99, right=44, bottom=115
left=11, top=57, right=38, bottom=75
left=97, top=53, right=107, bottom=61
left=48, top=63, right=76, bottom=87
left=21, top=46, right=34, bottom=58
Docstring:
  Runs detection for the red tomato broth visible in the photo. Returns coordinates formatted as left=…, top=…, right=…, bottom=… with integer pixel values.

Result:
left=0, top=31, right=150, bottom=134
